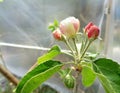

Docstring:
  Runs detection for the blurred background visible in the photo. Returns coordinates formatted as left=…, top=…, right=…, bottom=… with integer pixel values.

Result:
left=0, top=0, right=119, bottom=93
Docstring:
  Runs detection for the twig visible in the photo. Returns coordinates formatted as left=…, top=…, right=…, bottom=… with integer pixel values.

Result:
left=0, top=64, right=19, bottom=86
left=28, top=62, right=38, bottom=72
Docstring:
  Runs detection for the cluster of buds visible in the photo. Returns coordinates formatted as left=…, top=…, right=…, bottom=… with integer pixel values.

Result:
left=52, top=17, right=80, bottom=40
left=50, top=17, right=99, bottom=41
left=49, top=17, right=100, bottom=89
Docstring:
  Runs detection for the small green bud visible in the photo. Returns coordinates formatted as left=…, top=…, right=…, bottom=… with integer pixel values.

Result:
left=64, top=74, right=75, bottom=88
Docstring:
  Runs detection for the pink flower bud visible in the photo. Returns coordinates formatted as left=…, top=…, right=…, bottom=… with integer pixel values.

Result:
left=85, top=22, right=94, bottom=32
left=85, top=22, right=99, bottom=39
left=60, top=17, right=80, bottom=38
left=53, top=29, right=62, bottom=40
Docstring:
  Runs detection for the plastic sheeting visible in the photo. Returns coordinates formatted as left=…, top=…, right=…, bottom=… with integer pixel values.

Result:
left=0, top=0, right=111, bottom=93
left=0, top=0, right=105, bottom=76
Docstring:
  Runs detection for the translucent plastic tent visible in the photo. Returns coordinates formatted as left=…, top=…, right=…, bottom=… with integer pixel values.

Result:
left=0, top=0, right=120, bottom=93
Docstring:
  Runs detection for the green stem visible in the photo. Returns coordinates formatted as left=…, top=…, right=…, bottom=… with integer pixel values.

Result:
left=64, top=61, right=74, bottom=65
left=72, top=38, right=80, bottom=64
left=67, top=68, right=73, bottom=75
left=79, top=41, right=91, bottom=62
left=80, top=37, right=87, bottom=53
left=61, top=51, right=74, bottom=57
left=72, top=38, right=79, bottom=55
left=64, top=39, right=75, bottom=57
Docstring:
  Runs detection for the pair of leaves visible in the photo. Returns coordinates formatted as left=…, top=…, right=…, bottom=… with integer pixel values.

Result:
left=81, top=58, right=120, bottom=93
left=16, top=60, right=63, bottom=93
left=16, top=46, right=63, bottom=93
left=93, top=58, right=120, bottom=93
left=48, top=19, right=59, bottom=32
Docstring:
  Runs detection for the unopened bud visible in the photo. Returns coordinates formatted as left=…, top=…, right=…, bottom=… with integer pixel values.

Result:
left=85, top=22, right=99, bottom=39
left=53, top=29, right=62, bottom=40
left=64, top=74, right=75, bottom=88
left=60, top=17, right=80, bottom=38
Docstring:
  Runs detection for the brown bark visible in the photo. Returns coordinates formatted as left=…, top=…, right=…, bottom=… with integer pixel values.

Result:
left=0, top=64, right=19, bottom=86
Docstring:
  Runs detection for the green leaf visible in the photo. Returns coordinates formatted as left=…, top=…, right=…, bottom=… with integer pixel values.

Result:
left=85, top=52, right=99, bottom=60
left=81, top=64, right=96, bottom=87
left=54, top=19, right=59, bottom=27
left=93, top=58, right=120, bottom=93
left=37, top=45, right=61, bottom=64
left=96, top=74, right=115, bottom=93
left=48, top=19, right=59, bottom=32
left=16, top=60, right=63, bottom=93
left=48, top=25, right=55, bottom=32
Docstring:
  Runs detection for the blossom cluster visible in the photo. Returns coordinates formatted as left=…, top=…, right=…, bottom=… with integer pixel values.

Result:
left=52, top=17, right=99, bottom=41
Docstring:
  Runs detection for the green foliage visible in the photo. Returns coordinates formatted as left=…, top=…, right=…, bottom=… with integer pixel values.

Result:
left=96, top=74, right=115, bottom=93
left=48, top=19, right=59, bottom=32
left=81, top=62, right=96, bottom=87
left=37, top=45, right=61, bottom=64
left=85, top=52, right=99, bottom=60
left=93, top=58, right=120, bottom=93
left=16, top=60, right=63, bottom=93
left=53, top=19, right=59, bottom=27
left=48, top=25, right=56, bottom=32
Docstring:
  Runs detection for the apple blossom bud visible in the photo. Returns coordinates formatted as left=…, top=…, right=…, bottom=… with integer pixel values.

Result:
left=53, top=29, right=62, bottom=40
left=64, top=74, right=75, bottom=88
left=85, top=22, right=94, bottom=32
left=85, top=22, right=99, bottom=39
left=60, top=17, right=80, bottom=38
